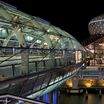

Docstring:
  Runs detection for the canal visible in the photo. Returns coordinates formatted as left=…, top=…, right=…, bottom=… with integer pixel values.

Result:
left=59, top=92, right=104, bottom=104
left=36, top=89, right=104, bottom=104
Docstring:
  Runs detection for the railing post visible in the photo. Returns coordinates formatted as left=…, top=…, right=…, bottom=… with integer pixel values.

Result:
left=20, top=48, right=29, bottom=75
left=72, top=77, right=79, bottom=89
left=12, top=64, right=15, bottom=77
left=93, top=41, right=96, bottom=66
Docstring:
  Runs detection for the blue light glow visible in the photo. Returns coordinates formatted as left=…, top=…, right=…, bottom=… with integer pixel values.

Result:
left=43, top=93, right=49, bottom=103
left=53, top=91, right=57, bottom=104
left=35, top=96, right=40, bottom=101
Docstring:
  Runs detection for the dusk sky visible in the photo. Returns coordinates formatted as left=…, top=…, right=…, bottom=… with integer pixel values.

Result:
left=2, top=0, right=104, bottom=42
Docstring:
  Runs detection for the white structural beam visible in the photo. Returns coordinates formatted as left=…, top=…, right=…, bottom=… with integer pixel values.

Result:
left=3, top=30, right=14, bottom=46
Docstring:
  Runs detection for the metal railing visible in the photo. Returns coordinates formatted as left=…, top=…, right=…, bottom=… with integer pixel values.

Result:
left=0, top=95, right=47, bottom=104
left=0, top=47, right=77, bottom=80
left=78, top=69, right=104, bottom=79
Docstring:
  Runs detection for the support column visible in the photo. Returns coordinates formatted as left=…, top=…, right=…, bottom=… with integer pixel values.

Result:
left=85, top=89, right=88, bottom=99
left=3, top=30, right=14, bottom=47
left=21, top=49, right=29, bottom=74
left=43, top=34, right=55, bottom=68
left=48, top=91, right=53, bottom=104
left=14, top=27, right=29, bottom=75
left=72, top=77, right=78, bottom=89
left=99, top=89, right=102, bottom=98
left=93, top=41, right=95, bottom=66
left=39, top=96, right=43, bottom=102
left=56, top=89, right=60, bottom=104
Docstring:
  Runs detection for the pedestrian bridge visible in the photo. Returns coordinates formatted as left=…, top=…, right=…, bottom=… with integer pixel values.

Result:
left=0, top=1, right=86, bottom=103
left=0, top=1, right=104, bottom=104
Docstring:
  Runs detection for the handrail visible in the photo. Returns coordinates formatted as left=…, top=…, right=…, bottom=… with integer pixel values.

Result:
left=0, top=62, right=84, bottom=84
left=0, top=94, right=47, bottom=104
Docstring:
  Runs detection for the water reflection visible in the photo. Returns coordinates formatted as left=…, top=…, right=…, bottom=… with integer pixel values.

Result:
left=59, top=93, right=104, bottom=104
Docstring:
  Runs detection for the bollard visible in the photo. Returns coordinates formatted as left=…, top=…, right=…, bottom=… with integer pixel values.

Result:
left=99, top=90, right=102, bottom=98
left=85, top=90, right=88, bottom=100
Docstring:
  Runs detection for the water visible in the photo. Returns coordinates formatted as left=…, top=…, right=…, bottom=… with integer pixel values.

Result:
left=59, top=93, right=104, bottom=104
left=36, top=90, right=104, bottom=104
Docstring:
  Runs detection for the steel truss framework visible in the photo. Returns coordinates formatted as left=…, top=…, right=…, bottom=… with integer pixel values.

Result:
left=0, top=1, right=86, bottom=99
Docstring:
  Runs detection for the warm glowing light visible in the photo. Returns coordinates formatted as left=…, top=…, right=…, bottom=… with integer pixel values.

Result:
left=84, top=80, right=94, bottom=88
left=85, top=82, right=92, bottom=87
left=99, top=43, right=104, bottom=47
left=98, top=80, right=104, bottom=87
left=75, top=51, right=82, bottom=63
left=102, top=83, right=104, bottom=87
left=12, top=16, right=18, bottom=21
left=66, top=80, right=72, bottom=87
left=88, top=44, right=93, bottom=49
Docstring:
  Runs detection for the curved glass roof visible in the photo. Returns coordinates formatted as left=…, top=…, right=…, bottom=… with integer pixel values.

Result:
left=0, top=1, right=84, bottom=51
left=88, top=14, right=104, bottom=35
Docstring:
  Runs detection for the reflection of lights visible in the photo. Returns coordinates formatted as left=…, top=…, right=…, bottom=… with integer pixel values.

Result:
left=88, top=44, right=93, bottom=49
left=16, top=100, right=24, bottom=104
left=82, top=63, right=85, bottom=66
left=90, top=50, right=94, bottom=53
left=64, top=74, right=67, bottom=78
left=13, top=48, right=15, bottom=54
left=49, top=35, right=59, bottom=41
left=75, top=51, right=82, bottom=63
left=35, top=40, right=41, bottom=43
left=12, top=16, right=18, bottom=21
left=73, top=45, right=76, bottom=49
left=0, top=28, right=3, bottom=31
left=49, top=80, right=54, bottom=85
left=67, top=72, right=71, bottom=76
left=55, top=77, right=59, bottom=82
left=47, top=29, right=50, bottom=32
left=26, top=36, right=33, bottom=41
left=2, top=29, right=6, bottom=33
left=59, top=76, right=62, bottom=80
left=18, top=28, right=21, bottom=32
left=44, top=42, right=48, bottom=45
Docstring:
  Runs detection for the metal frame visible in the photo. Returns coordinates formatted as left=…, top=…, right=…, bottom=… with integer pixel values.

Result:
left=0, top=95, right=47, bottom=104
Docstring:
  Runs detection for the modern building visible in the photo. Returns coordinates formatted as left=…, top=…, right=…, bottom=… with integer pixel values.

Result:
left=83, top=14, right=104, bottom=66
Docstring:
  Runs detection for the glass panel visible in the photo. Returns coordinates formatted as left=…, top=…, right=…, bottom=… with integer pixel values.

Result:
left=20, top=76, right=38, bottom=96
left=33, top=74, right=45, bottom=92
left=41, top=73, right=51, bottom=88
